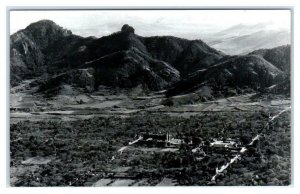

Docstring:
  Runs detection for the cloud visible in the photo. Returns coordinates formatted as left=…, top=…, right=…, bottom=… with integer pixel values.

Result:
left=10, top=10, right=291, bottom=39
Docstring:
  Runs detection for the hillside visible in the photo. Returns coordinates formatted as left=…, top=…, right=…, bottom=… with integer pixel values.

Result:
left=249, top=45, right=291, bottom=73
left=166, top=55, right=284, bottom=97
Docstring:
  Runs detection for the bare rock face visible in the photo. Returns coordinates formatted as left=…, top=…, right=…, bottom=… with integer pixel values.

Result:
left=24, top=20, right=72, bottom=50
left=10, top=20, right=74, bottom=86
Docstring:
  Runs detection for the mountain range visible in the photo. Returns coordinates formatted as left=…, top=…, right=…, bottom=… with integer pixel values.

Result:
left=10, top=20, right=291, bottom=98
left=202, top=24, right=290, bottom=55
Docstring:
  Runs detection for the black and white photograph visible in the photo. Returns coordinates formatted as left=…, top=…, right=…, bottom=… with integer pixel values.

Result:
left=8, top=9, right=292, bottom=187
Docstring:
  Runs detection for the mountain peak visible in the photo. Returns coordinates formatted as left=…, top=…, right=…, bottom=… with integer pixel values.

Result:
left=27, top=19, right=56, bottom=26
left=25, top=19, right=72, bottom=38
left=17, top=19, right=73, bottom=51
left=26, top=20, right=60, bottom=30
left=121, top=24, right=135, bottom=34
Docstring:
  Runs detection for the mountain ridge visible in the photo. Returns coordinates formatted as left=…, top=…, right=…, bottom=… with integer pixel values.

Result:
left=10, top=20, right=290, bottom=96
left=10, top=21, right=224, bottom=90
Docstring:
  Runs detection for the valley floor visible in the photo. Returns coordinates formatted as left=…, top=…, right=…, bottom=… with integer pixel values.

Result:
left=9, top=84, right=291, bottom=186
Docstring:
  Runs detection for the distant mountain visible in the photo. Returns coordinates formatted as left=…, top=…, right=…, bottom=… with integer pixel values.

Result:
left=204, top=24, right=290, bottom=55
left=248, top=45, right=291, bottom=73
left=213, top=23, right=269, bottom=37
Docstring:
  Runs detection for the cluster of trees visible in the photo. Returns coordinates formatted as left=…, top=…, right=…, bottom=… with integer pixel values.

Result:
left=10, top=107, right=290, bottom=186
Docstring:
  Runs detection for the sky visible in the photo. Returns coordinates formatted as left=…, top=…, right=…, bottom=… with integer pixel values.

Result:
left=10, top=10, right=291, bottom=39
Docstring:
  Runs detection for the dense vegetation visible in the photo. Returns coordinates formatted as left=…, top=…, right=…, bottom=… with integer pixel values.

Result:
left=10, top=109, right=290, bottom=186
